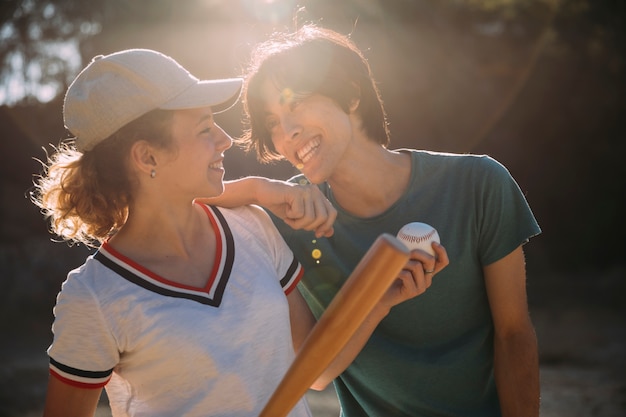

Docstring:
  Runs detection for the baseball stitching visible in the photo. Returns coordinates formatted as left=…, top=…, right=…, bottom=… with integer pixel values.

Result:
left=398, top=229, right=436, bottom=244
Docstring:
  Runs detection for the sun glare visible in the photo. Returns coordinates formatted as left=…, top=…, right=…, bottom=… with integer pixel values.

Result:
left=240, top=0, right=298, bottom=24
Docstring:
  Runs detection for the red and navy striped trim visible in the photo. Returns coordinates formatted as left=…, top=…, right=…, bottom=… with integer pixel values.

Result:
left=282, top=257, right=304, bottom=295
left=94, top=205, right=234, bottom=307
left=49, top=357, right=113, bottom=389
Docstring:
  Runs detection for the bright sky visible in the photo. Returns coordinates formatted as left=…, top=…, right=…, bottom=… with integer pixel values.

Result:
left=0, top=0, right=295, bottom=106
left=0, top=31, right=83, bottom=105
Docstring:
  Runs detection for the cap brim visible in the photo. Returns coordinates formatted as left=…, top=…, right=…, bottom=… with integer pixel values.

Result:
left=160, top=78, right=243, bottom=114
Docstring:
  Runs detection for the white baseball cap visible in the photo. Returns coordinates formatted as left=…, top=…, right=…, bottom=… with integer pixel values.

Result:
left=64, top=49, right=243, bottom=152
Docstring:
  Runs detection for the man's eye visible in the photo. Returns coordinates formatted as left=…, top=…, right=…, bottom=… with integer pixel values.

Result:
left=289, top=94, right=309, bottom=111
left=200, top=127, right=212, bottom=135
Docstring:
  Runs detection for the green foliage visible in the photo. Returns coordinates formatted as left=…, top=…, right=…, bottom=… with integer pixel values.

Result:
left=0, top=0, right=622, bottom=105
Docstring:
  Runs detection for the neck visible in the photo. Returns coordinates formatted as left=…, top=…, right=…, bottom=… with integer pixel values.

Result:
left=327, top=145, right=411, bottom=218
left=108, top=199, right=218, bottom=288
left=110, top=198, right=207, bottom=261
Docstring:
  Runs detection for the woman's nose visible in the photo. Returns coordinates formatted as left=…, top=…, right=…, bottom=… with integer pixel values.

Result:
left=215, top=125, right=233, bottom=150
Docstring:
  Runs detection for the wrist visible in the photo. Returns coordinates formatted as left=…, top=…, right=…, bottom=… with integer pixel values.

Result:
left=368, top=302, right=391, bottom=323
left=241, top=176, right=271, bottom=206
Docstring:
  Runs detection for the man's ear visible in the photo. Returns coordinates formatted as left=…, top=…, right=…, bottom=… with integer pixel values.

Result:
left=129, top=140, right=157, bottom=176
left=349, top=83, right=361, bottom=113
left=349, top=97, right=361, bottom=113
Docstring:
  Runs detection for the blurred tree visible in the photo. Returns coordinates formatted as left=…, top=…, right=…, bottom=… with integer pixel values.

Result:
left=1, top=0, right=623, bottom=105
left=0, top=0, right=101, bottom=104
left=0, top=0, right=248, bottom=104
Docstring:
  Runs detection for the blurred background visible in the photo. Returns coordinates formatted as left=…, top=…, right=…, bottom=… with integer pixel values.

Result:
left=0, top=0, right=624, bottom=416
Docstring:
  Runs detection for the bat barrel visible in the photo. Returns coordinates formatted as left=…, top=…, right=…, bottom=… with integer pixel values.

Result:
left=260, top=233, right=410, bottom=417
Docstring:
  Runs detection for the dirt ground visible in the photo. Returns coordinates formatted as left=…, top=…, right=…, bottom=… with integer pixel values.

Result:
left=1, top=268, right=624, bottom=417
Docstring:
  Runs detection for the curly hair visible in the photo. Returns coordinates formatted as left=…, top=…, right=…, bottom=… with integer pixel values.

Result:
left=240, top=25, right=390, bottom=163
left=31, top=109, right=174, bottom=247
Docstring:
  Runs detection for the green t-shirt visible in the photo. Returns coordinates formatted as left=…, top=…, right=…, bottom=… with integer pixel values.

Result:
left=272, top=150, right=541, bottom=417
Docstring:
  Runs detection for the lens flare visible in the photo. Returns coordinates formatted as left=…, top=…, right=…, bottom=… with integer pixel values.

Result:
left=240, top=0, right=297, bottom=24
left=311, top=239, right=322, bottom=264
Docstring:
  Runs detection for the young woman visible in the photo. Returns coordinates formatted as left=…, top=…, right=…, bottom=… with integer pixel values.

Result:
left=32, top=48, right=431, bottom=417
left=204, top=25, right=540, bottom=417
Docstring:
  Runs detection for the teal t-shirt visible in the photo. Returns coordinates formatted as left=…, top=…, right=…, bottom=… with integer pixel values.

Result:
left=272, top=150, right=541, bottom=417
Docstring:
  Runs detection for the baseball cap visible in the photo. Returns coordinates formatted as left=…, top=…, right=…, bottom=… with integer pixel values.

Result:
left=64, top=49, right=243, bottom=152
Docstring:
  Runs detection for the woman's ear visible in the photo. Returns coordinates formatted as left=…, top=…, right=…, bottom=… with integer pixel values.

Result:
left=129, top=140, right=157, bottom=177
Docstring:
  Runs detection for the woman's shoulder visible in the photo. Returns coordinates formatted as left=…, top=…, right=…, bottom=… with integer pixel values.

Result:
left=56, top=254, right=113, bottom=302
left=200, top=203, right=277, bottom=239
left=208, top=203, right=269, bottom=222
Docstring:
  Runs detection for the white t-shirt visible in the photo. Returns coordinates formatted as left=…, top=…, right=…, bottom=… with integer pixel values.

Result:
left=48, top=204, right=311, bottom=417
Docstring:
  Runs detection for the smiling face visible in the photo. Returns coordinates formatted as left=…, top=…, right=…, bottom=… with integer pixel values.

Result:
left=242, top=27, right=390, bottom=166
left=260, top=80, right=358, bottom=184
left=157, top=106, right=233, bottom=199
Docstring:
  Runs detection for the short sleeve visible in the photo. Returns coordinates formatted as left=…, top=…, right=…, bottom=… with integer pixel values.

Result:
left=476, top=157, right=541, bottom=265
left=48, top=268, right=119, bottom=388
left=246, top=205, right=304, bottom=295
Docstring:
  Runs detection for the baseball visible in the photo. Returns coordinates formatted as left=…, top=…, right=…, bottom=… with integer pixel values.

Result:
left=396, top=222, right=440, bottom=256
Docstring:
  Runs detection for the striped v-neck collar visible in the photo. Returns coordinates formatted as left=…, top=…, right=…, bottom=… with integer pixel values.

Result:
left=94, top=205, right=234, bottom=307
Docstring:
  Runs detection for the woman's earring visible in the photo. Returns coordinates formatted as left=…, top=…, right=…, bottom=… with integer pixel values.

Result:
left=150, top=169, right=156, bottom=179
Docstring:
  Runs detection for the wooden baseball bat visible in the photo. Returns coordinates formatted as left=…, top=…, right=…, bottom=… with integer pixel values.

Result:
left=259, top=233, right=410, bottom=417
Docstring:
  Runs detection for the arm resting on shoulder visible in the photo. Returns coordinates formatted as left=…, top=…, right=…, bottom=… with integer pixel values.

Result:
left=196, top=177, right=336, bottom=237
left=484, top=246, right=540, bottom=417
left=198, top=177, right=268, bottom=207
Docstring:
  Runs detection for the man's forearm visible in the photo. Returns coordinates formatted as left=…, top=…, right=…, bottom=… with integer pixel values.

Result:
left=197, top=177, right=268, bottom=207
left=494, top=326, right=540, bottom=417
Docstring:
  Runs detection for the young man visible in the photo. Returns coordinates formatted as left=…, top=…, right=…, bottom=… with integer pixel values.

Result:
left=206, top=25, right=540, bottom=416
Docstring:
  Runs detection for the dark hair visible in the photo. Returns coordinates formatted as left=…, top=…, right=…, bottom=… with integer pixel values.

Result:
left=32, top=109, right=174, bottom=246
left=240, top=25, right=390, bottom=163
